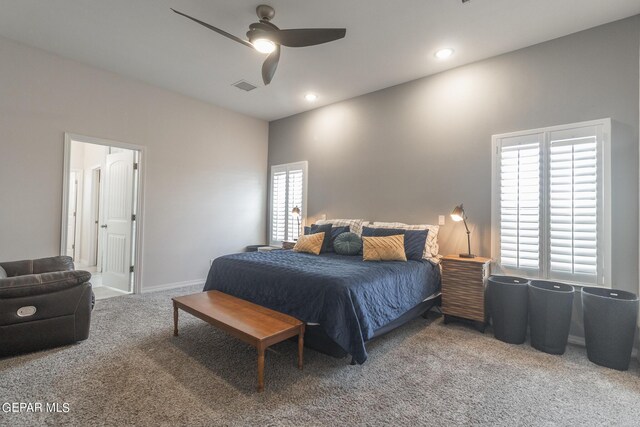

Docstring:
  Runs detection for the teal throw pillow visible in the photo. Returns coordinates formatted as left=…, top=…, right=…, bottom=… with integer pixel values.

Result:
left=333, top=232, right=363, bottom=256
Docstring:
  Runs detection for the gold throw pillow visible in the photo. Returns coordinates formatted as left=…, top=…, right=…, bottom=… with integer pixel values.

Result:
left=362, top=235, right=407, bottom=262
left=293, top=232, right=325, bottom=255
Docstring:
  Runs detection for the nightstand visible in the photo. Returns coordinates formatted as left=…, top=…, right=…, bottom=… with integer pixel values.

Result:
left=441, top=255, right=491, bottom=332
left=282, top=241, right=296, bottom=250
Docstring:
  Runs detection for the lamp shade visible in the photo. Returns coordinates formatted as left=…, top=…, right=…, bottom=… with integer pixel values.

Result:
left=450, top=205, right=465, bottom=222
left=291, top=206, right=300, bottom=217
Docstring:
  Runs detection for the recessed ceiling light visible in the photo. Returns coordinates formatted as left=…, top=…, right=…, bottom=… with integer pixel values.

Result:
left=305, top=93, right=318, bottom=102
left=435, top=48, right=454, bottom=59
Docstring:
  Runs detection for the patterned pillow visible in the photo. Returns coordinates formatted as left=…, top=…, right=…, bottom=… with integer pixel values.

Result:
left=293, top=233, right=325, bottom=255
left=361, top=227, right=427, bottom=261
left=307, top=224, right=332, bottom=253
left=371, top=222, right=440, bottom=258
left=315, top=219, right=368, bottom=236
left=362, top=235, right=407, bottom=262
left=305, top=225, right=350, bottom=252
left=333, top=232, right=363, bottom=255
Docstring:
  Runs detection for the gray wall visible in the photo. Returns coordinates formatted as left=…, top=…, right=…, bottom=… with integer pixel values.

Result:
left=0, top=36, right=269, bottom=290
left=269, top=17, right=640, bottom=337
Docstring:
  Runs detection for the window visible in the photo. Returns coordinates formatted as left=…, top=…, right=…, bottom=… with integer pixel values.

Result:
left=491, top=119, right=611, bottom=287
left=269, top=161, right=308, bottom=245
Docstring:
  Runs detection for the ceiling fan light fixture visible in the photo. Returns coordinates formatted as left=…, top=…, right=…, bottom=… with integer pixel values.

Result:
left=171, top=6, right=346, bottom=85
left=252, top=38, right=276, bottom=54
left=304, top=93, right=318, bottom=102
left=435, top=48, right=455, bottom=59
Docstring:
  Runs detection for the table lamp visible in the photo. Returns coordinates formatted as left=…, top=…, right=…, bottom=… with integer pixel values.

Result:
left=291, top=206, right=301, bottom=240
left=450, top=204, right=475, bottom=258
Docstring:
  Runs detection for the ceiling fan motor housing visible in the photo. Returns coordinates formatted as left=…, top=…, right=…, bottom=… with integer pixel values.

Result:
left=256, top=5, right=275, bottom=21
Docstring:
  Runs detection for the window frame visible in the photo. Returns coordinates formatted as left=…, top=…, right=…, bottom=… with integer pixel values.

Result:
left=268, top=160, right=308, bottom=246
left=491, top=119, right=611, bottom=288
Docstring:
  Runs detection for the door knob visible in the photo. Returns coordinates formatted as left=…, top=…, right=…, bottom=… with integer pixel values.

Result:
left=100, top=224, right=108, bottom=229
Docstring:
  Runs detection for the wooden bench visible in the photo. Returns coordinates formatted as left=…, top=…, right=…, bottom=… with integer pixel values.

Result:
left=172, top=290, right=305, bottom=392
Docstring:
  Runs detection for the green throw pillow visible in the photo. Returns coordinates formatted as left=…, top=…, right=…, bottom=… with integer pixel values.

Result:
left=333, top=232, right=363, bottom=256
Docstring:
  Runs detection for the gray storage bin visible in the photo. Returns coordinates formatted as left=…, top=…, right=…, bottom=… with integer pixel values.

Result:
left=582, top=287, right=639, bottom=371
left=528, top=280, right=574, bottom=355
left=487, top=275, right=530, bottom=344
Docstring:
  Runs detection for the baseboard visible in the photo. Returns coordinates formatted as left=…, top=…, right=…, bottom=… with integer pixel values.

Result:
left=567, top=334, right=586, bottom=347
left=568, top=334, right=638, bottom=358
left=141, top=279, right=205, bottom=294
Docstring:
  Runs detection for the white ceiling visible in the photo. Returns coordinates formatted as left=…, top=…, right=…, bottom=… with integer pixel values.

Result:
left=0, top=0, right=638, bottom=121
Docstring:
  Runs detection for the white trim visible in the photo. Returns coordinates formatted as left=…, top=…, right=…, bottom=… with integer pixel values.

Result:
left=491, top=119, right=612, bottom=288
left=141, top=279, right=205, bottom=294
left=567, top=334, right=586, bottom=347
left=61, top=133, right=147, bottom=295
left=66, top=168, right=84, bottom=261
left=268, top=160, right=308, bottom=246
left=86, top=166, right=102, bottom=269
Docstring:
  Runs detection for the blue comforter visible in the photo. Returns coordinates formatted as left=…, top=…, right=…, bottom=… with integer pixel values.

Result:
left=203, top=251, right=440, bottom=364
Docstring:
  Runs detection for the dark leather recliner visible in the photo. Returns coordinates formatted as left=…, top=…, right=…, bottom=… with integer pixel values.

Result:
left=0, top=256, right=93, bottom=357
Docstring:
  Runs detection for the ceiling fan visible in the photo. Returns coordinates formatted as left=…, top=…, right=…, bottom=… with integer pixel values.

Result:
left=171, top=5, right=346, bottom=85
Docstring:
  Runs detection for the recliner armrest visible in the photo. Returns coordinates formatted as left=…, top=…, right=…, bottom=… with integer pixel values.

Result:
left=0, top=270, right=91, bottom=299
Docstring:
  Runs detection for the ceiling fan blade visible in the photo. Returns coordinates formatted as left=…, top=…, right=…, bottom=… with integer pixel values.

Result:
left=171, top=8, right=253, bottom=49
left=269, top=28, right=346, bottom=48
left=262, top=45, right=280, bottom=85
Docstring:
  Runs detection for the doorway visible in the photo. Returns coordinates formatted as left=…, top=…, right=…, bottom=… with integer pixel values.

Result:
left=61, top=134, right=145, bottom=299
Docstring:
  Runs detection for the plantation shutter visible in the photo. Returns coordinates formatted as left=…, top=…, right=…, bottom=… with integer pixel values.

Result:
left=548, top=126, right=599, bottom=284
left=493, top=119, right=609, bottom=287
left=499, top=134, right=542, bottom=272
left=287, top=168, right=304, bottom=241
left=269, top=161, right=308, bottom=246
left=271, top=168, right=287, bottom=243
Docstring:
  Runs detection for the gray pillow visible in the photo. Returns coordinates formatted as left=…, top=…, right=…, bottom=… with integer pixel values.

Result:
left=0, top=265, right=6, bottom=279
left=333, top=232, right=363, bottom=256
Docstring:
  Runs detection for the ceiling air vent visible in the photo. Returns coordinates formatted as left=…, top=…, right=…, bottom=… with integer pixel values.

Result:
left=232, top=80, right=258, bottom=92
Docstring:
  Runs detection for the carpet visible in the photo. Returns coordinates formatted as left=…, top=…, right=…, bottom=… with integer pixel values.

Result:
left=1, top=285, right=639, bottom=426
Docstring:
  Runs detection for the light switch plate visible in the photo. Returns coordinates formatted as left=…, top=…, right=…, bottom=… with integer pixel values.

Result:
left=438, top=215, right=446, bottom=225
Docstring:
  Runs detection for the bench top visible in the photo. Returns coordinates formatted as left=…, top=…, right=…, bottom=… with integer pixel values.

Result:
left=172, top=291, right=302, bottom=343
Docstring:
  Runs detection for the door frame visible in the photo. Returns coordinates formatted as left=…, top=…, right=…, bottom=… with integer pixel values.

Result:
left=87, top=166, right=102, bottom=270
left=67, top=169, right=83, bottom=261
left=61, top=133, right=146, bottom=294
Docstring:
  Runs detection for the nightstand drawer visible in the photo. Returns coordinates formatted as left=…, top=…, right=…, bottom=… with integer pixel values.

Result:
left=440, top=255, right=491, bottom=327
left=442, top=300, right=485, bottom=322
left=442, top=280, right=485, bottom=321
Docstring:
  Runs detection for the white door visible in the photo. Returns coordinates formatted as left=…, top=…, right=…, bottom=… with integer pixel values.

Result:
left=102, top=150, right=134, bottom=292
left=66, top=171, right=80, bottom=260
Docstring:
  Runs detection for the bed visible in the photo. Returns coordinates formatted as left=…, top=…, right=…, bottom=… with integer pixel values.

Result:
left=203, top=250, right=441, bottom=364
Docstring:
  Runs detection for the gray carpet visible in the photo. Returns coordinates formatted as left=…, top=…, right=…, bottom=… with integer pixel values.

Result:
left=1, top=285, right=639, bottom=427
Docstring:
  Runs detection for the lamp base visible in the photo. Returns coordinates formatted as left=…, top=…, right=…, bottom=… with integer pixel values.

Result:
left=459, top=253, right=476, bottom=258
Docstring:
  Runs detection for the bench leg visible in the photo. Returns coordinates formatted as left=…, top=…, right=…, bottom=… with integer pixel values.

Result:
left=257, top=345, right=265, bottom=392
left=173, top=303, right=179, bottom=337
left=298, top=328, right=304, bottom=370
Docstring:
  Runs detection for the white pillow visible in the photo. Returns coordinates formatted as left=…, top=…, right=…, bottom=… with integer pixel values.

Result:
left=371, top=222, right=440, bottom=258
left=315, top=219, right=368, bottom=236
